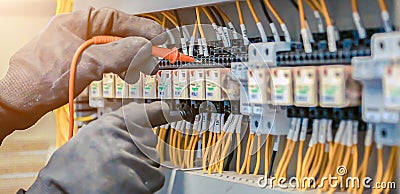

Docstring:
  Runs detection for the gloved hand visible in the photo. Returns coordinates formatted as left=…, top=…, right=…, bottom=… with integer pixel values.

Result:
left=0, top=7, right=165, bottom=144
left=25, top=101, right=170, bottom=194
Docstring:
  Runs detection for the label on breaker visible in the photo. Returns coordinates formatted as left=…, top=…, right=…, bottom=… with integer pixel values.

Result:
left=248, top=70, right=262, bottom=103
left=189, top=69, right=205, bottom=100
left=206, top=69, right=222, bottom=101
left=294, top=68, right=318, bottom=106
left=143, top=75, right=157, bottom=99
left=247, top=69, right=271, bottom=104
left=383, top=65, right=400, bottom=108
left=128, top=73, right=143, bottom=99
left=115, top=75, right=128, bottom=98
left=319, top=66, right=345, bottom=107
left=271, top=68, right=293, bottom=105
left=173, top=70, right=189, bottom=99
left=157, top=70, right=172, bottom=99
left=89, top=81, right=102, bottom=98
left=129, top=84, right=141, bottom=98
left=102, top=73, right=115, bottom=98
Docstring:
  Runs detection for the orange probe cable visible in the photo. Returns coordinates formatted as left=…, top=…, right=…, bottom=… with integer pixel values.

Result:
left=68, top=36, right=195, bottom=139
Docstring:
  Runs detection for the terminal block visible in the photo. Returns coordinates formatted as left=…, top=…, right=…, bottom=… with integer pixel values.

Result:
left=352, top=32, right=400, bottom=146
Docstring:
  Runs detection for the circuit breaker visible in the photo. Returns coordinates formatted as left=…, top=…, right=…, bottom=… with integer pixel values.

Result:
left=189, top=69, right=205, bottom=100
left=102, top=73, right=115, bottom=98
left=143, top=74, right=157, bottom=99
left=172, top=69, right=190, bottom=99
left=157, top=70, right=173, bottom=99
left=129, top=73, right=144, bottom=99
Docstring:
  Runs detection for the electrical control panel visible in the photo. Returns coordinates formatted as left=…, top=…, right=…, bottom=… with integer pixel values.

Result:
left=75, top=0, right=399, bottom=193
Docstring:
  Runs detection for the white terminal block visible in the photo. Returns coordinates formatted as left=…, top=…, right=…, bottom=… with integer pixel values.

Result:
left=143, top=74, right=158, bottom=99
left=102, top=73, right=115, bottom=98
left=128, top=73, right=143, bottom=99
left=294, top=66, right=318, bottom=107
left=247, top=68, right=271, bottom=104
left=115, top=75, right=129, bottom=98
left=249, top=105, right=290, bottom=135
left=205, top=68, right=232, bottom=101
left=352, top=32, right=400, bottom=124
left=319, top=65, right=360, bottom=108
left=89, top=81, right=103, bottom=98
left=271, top=67, right=293, bottom=106
left=189, top=69, right=206, bottom=100
left=157, top=70, right=173, bottom=99
left=172, top=69, right=189, bottom=99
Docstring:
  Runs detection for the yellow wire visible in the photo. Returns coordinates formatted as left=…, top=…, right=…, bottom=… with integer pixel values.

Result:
left=351, top=0, right=358, bottom=13
left=382, top=147, right=398, bottom=194
left=215, top=132, right=225, bottom=172
left=280, top=142, right=297, bottom=179
left=355, top=145, right=372, bottom=194
left=182, top=133, right=195, bottom=168
left=189, top=134, right=200, bottom=168
left=201, top=7, right=216, bottom=24
left=348, top=145, right=358, bottom=192
left=319, top=0, right=333, bottom=26
left=377, top=0, right=388, bottom=12
left=192, top=20, right=199, bottom=38
left=372, top=146, right=398, bottom=194
left=239, top=133, right=253, bottom=174
left=264, top=135, right=273, bottom=177
left=296, top=141, right=304, bottom=183
left=264, top=0, right=285, bottom=24
left=246, top=134, right=255, bottom=174
left=253, top=135, right=262, bottom=175
left=327, top=146, right=352, bottom=193
left=274, top=139, right=292, bottom=181
left=159, top=127, right=167, bottom=163
left=373, top=147, right=384, bottom=194
left=310, top=0, right=322, bottom=11
left=246, top=0, right=261, bottom=23
left=236, top=133, right=242, bottom=173
left=162, top=16, right=166, bottom=28
left=195, top=7, right=206, bottom=38
left=319, top=143, right=343, bottom=192
left=171, top=129, right=178, bottom=165
left=317, top=152, right=329, bottom=185
left=176, top=131, right=183, bottom=166
left=169, top=128, right=175, bottom=164
left=208, top=131, right=220, bottom=174
left=307, top=144, right=325, bottom=184
left=202, top=133, right=206, bottom=164
left=202, top=132, right=213, bottom=171
left=298, top=0, right=307, bottom=29
left=161, top=12, right=179, bottom=27
left=300, top=145, right=316, bottom=180
left=305, top=0, right=318, bottom=11
left=214, top=6, right=231, bottom=23
left=236, top=0, right=245, bottom=25
left=219, top=133, right=233, bottom=174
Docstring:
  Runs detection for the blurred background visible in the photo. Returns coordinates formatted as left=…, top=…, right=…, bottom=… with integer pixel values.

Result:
left=0, top=0, right=56, bottom=193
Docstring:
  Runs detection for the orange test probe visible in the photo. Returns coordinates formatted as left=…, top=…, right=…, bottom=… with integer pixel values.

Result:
left=68, top=36, right=195, bottom=139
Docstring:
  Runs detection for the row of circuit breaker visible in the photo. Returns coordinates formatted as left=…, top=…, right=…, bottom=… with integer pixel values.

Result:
left=89, top=68, right=234, bottom=102
left=89, top=64, right=361, bottom=109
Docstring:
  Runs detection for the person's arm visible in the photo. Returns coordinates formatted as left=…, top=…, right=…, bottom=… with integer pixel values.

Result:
left=0, top=7, right=165, bottom=144
left=17, top=101, right=170, bottom=194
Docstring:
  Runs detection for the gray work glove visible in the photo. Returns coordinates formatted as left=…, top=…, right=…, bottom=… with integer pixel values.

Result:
left=25, top=101, right=170, bottom=194
left=0, top=7, right=165, bottom=144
